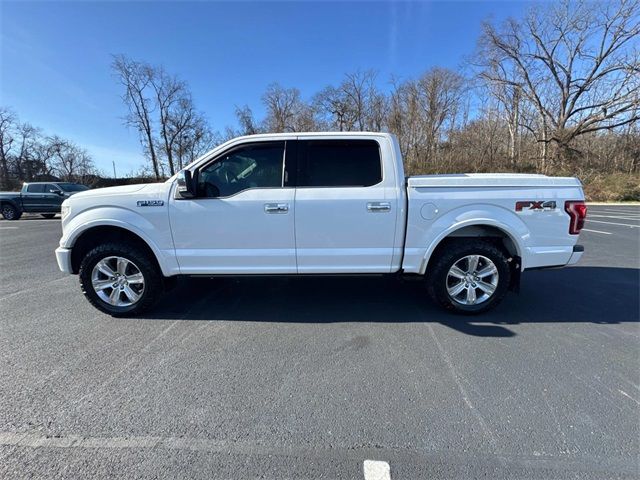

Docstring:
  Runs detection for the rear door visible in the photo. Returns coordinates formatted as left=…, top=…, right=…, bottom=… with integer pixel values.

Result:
left=21, top=184, right=46, bottom=211
left=293, top=137, right=398, bottom=273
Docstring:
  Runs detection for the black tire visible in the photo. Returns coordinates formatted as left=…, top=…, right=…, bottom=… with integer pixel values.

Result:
left=1, top=204, right=22, bottom=221
left=426, top=239, right=511, bottom=315
left=41, top=214, right=56, bottom=219
left=79, top=242, right=163, bottom=317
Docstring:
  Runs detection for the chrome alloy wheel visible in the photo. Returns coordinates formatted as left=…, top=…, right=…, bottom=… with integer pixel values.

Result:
left=91, top=256, right=145, bottom=307
left=446, top=254, right=499, bottom=306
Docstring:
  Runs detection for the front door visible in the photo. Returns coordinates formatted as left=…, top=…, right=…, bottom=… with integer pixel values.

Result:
left=169, top=140, right=297, bottom=274
left=42, top=184, right=64, bottom=212
left=293, top=138, right=398, bottom=273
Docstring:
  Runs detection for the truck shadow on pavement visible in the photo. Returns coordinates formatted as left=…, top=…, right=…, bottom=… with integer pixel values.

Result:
left=143, top=266, right=639, bottom=337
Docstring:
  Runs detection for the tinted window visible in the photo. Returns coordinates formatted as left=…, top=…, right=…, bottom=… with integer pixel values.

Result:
left=298, top=140, right=382, bottom=187
left=26, top=184, right=45, bottom=193
left=46, top=184, right=60, bottom=193
left=59, top=183, right=89, bottom=192
left=197, top=142, right=285, bottom=197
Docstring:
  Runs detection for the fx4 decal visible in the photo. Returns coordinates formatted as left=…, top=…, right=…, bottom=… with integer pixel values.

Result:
left=515, top=200, right=556, bottom=212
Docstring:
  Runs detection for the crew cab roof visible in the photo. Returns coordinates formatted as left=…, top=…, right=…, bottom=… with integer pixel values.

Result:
left=228, top=131, right=394, bottom=141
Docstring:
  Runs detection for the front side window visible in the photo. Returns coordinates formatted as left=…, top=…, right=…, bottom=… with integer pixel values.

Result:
left=297, top=139, right=382, bottom=187
left=27, top=184, right=45, bottom=193
left=197, top=142, right=285, bottom=198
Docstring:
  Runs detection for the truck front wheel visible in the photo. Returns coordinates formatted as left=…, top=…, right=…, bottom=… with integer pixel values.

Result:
left=426, top=239, right=511, bottom=314
left=1, top=204, right=22, bottom=221
left=78, top=243, right=163, bottom=317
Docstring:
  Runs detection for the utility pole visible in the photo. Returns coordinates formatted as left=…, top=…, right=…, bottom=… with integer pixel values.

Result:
left=112, top=161, right=117, bottom=179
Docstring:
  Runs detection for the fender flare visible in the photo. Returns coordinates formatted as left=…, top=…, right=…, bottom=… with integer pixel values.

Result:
left=418, top=207, right=529, bottom=275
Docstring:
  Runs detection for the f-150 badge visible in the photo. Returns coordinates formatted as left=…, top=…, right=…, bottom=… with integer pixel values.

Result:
left=515, top=200, right=556, bottom=211
left=137, top=200, right=164, bottom=207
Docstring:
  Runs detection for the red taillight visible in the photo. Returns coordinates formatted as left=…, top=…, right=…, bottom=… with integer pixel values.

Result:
left=565, top=201, right=587, bottom=234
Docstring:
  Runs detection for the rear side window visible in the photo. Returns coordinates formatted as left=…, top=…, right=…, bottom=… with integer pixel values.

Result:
left=26, top=184, right=45, bottom=193
left=59, top=183, right=89, bottom=192
left=297, top=140, right=382, bottom=187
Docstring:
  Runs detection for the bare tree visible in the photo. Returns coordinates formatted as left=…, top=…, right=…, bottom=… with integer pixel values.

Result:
left=46, top=136, right=95, bottom=182
left=479, top=0, right=640, bottom=167
left=149, top=68, right=192, bottom=176
left=313, top=85, right=356, bottom=131
left=480, top=61, right=524, bottom=167
left=13, top=123, right=45, bottom=181
left=0, top=108, right=16, bottom=189
left=112, top=55, right=161, bottom=179
left=314, top=71, right=387, bottom=132
left=262, top=83, right=309, bottom=132
left=172, top=114, right=219, bottom=169
left=341, top=70, right=385, bottom=131
left=235, top=105, right=260, bottom=135
left=388, top=77, right=422, bottom=169
left=113, top=55, right=217, bottom=177
left=387, top=69, right=464, bottom=169
left=416, top=68, right=465, bottom=166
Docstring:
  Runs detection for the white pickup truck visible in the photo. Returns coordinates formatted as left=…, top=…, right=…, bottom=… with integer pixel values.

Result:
left=55, top=132, right=586, bottom=316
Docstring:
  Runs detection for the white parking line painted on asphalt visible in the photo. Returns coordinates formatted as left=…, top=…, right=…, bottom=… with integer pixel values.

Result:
left=582, top=228, right=613, bottom=235
left=0, top=277, right=69, bottom=302
left=592, top=209, right=640, bottom=215
left=587, top=219, right=640, bottom=228
left=589, top=211, right=640, bottom=215
left=588, top=214, right=640, bottom=221
left=363, top=460, right=391, bottom=480
left=618, top=389, right=640, bottom=406
left=0, top=227, right=18, bottom=230
left=0, top=219, right=60, bottom=224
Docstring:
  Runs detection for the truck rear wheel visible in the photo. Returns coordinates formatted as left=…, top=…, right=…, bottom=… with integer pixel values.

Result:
left=78, top=242, right=163, bottom=317
left=426, top=239, right=511, bottom=314
left=1, top=204, right=22, bottom=221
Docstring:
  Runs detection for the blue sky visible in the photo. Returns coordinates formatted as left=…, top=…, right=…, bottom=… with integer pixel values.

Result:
left=1, top=1, right=531, bottom=175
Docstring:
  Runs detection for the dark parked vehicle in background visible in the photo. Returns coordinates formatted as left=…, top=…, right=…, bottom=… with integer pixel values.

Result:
left=0, top=182, right=89, bottom=220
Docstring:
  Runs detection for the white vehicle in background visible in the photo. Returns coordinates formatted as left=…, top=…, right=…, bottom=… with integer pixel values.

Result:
left=55, top=132, right=586, bottom=316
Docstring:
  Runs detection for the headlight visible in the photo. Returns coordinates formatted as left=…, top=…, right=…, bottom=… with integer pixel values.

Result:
left=61, top=203, right=71, bottom=220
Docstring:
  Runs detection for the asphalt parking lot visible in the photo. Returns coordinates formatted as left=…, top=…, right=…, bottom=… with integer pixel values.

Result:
left=0, top=205, right=638, bottom=479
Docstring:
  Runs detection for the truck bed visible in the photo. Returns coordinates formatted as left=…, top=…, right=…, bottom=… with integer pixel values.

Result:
left=402, top=173, right=585, bottom=273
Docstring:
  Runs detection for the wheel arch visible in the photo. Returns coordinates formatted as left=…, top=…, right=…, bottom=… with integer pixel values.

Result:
left=420, top=220, right=524, bottom=276
left=70, top=225, right=164, bottom=275
left=1, top=199, right=21, bottom=211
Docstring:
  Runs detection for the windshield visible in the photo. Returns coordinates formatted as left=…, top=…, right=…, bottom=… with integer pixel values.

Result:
left=58, top=184, right=89, bottom=192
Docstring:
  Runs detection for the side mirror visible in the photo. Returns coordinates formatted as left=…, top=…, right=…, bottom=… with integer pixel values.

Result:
left=50, top=189, right=63, bottom=196
left=176, top=170, right=196, bottom=198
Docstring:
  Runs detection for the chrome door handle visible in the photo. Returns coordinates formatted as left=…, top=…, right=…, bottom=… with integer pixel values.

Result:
left=264, top=203, right=289, bottom=214
left=367, top=202, right=391, bottom=212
